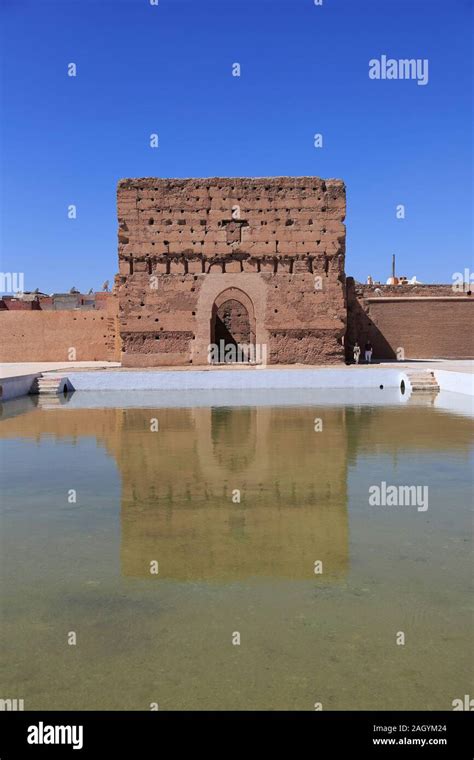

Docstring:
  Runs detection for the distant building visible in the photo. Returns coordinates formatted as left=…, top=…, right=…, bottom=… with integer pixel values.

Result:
left=50, top=293, right=94, bottom=310
left=0, top=293, right=42, bottom=310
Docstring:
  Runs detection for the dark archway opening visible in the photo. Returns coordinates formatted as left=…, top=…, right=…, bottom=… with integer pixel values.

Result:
left=211, top=298, right=252, bottom=363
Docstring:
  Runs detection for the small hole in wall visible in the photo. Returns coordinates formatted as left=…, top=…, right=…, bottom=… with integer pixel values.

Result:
left=192, top=311, right=196, bottom=316
left=155, top=318, right=159, bottom=322
left=274, top=309, right=278, bottom=313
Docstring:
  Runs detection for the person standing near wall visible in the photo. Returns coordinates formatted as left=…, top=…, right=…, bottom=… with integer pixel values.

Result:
left=364, top=341, right=373, bottom=363
left=353, top=341, right=361, bottom=364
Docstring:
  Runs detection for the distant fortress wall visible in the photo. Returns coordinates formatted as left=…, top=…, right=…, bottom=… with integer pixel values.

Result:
left=0, top=301, right=120, bottom=362
left=346, top=280, right=474, bottom=360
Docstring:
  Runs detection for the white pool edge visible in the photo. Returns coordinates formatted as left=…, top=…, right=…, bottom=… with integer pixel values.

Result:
left=1, top=367, right=472, bottom=402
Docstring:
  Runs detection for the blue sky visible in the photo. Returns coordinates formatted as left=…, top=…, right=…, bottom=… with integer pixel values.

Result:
left=1, top=0, right=472, bottom=293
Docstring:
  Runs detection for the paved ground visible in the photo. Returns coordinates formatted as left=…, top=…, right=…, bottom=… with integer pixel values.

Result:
left=0, top=358, right=472, bottom=380
left=0, top=361, right=120, bottom=379
left=376, top=360, right=474, bottom=374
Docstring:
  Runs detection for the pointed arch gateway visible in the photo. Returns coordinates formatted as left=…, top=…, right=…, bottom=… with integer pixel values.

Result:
left=210, top=287, right=256, bottom=363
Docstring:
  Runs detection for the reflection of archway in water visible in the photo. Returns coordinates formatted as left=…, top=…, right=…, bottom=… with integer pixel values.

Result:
left=210, top=288, right=256, bottom=363
left=211, top=407, right=256, bottom=472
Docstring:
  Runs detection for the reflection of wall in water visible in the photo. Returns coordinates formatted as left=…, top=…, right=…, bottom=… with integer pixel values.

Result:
left=116, top=406, right=349, bottom=581
left=2, top=402, right=472, bottom=581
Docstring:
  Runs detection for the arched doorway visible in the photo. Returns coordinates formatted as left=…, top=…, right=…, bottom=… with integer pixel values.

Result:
left=210, top=288, right=256, bottom=363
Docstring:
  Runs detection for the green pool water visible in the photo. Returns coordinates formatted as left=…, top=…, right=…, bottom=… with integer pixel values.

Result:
left=0, top=394, right=472, bottom=710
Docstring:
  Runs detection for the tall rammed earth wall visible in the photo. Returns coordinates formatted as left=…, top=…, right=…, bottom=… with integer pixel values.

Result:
left=116, top=177, right=347, bottom=366
left=346, top=280, right=474, bottom=359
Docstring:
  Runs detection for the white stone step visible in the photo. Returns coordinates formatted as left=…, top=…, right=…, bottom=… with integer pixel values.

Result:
left=31, top=375, right=70, bottom=395
left=405, top=370, right=440, bottom=394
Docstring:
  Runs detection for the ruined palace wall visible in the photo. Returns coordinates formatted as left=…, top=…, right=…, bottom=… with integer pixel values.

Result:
left=117, top=177, right=347, bottom=366
left=346, top=281, right=474, bottom=359
left=0, top=306, right=120, bottom=362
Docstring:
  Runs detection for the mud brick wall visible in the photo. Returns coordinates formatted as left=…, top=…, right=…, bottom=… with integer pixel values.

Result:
left=0, top=304, right=120, bottom=362
left=116, top=176, right=347, bottom=366
left=346, top=280, right=474, bottom=359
